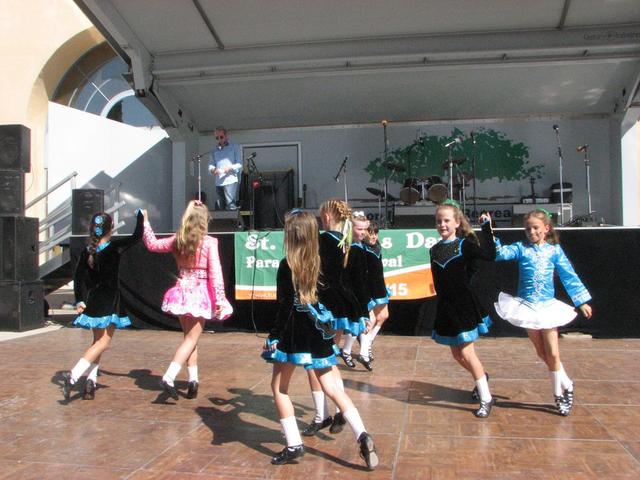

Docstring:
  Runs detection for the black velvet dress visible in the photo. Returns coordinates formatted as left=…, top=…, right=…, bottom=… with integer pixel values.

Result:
left=262, top=259, right=337, bottom=370
left=73, top=212, right=143, bottom=329
left=319, top=231, right=367, bottom=336
left=429, top=222, right=496, bottom=346
left=364, top=242, right=390, bottom=311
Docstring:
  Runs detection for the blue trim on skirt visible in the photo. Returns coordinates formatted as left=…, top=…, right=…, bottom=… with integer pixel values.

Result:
left=432, top=316, right=492, bottom=346
left=262, top=348, right=338, bottom=370
left=332, top=316, right=367, bottom=336
left=73, top=314, right=131, bottom=329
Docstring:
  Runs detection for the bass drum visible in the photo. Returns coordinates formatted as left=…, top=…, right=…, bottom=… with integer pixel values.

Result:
left=427, top=176, right=448, bottom=203
left=400, top=177, right=421, bottom=204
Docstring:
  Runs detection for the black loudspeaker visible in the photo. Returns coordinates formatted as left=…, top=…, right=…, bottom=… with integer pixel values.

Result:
left=72, top=189, right=104, bottom=235
left=254, top=170, right=294, bottom=229
left=209, top=210, right=240, bottom=232
left=0, top=281, right=44, bottom=331
left=0, top=170, right=25, bottom=215
left=0, top=217, right=38, bottom=281
left=0, top=124, right=30, bottom=172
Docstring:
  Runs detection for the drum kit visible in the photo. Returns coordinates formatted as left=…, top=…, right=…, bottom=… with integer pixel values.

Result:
left=367, top=158, right=472, bottom=206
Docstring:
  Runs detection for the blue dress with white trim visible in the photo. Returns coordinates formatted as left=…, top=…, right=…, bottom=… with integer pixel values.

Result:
left=364, top=242, right=390, bottom=311
left=262, top=258, right=338, bottom=370
left=73, top=213, right=143, bottom=329
left=493, top=240, right=591, bottom=329
left=429, top=222, right=496, bottom=346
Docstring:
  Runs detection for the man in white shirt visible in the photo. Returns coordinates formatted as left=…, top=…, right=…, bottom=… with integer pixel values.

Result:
left=208, top=126, right=242, bottom=210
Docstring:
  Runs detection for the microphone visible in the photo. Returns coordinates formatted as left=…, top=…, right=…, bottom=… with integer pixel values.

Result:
left=577, top=145, right=589, bottom=152
left=381, top=120, right=388, bottom=126
left=444, top=137, right=463, bottom=148
left=553, top=125, right=559, bottom=132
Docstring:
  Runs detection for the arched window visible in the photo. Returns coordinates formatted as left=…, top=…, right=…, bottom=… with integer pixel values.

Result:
left=53, top=43, right=160, bottom=127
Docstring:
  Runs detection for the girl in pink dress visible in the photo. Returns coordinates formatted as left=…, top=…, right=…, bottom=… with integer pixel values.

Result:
left=141, top=201, right=232, bottom=400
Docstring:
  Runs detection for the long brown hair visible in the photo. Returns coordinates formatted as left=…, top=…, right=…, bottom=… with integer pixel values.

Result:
left=319, top=199, right=352, bottom=266
left=175, top=200, right=210, bottom=258
left=284, top=210, right=320, bottom=304
left=435, top=204, right=478, bottom=244
left=87, top=212, right=113, bottom=268
left=524, top=209, right=559, bottom=244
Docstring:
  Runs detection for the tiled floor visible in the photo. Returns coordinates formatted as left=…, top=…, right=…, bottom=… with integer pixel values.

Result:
left=0, top=328, right=639, bottom=479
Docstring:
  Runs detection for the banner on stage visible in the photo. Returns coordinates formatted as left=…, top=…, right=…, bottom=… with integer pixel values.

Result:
left=234, top=229, right=439, bottom=301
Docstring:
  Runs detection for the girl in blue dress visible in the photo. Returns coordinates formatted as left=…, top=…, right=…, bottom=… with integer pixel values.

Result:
left=62, top=210, right=143, bottom=400
left=494, top=208, right=592, bottom=415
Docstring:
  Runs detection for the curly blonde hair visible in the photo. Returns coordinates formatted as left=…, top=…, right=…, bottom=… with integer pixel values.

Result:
left=284, top=210, right=320, bottom=304
left=175, top=201, right=210, bottom=258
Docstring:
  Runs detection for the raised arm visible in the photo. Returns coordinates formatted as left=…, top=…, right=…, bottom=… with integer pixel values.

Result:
left=554, top=245, right=592, bottom=307
left=464, top=221, right=497, bottom=261
left=110, top=210, right=144, bottom=250
left=141, top=215, right=176, bottom=253
left=494, top=236, right=522, bottom=262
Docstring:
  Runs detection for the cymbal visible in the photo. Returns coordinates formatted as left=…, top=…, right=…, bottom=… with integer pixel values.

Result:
left=366, top=187, right=397, bottom=201
left=441, top=158, right=467, bottom=169
left=382, top=162, right=406, bottom=172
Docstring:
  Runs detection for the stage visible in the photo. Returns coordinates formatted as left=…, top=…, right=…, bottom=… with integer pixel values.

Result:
left=1, top=328, right=639, bottom=478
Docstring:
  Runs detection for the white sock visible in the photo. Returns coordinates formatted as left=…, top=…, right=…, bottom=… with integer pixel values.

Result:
left=359, top=333, right=371, bottom=361
left=343, top=407, right=366, bottom=441
left=335, top=375, right=344, bottom=414
left=163, top=362, right=182, bottom=387
left=311, top=390, right=329, bottom=423
left=550, top=370, right=563, bottom=396
left=187, top=365, right=199, bottom=383
left=475, top=375, right=492, bottom=402
left=280, top=416, right=302, bottom=447
left=87, top=363, right=99, bottom=383
left=70, top=358, right=91, bottom=383
left=342, top=334, right=356, bottom=355
left=559, top=364, right=573, bottom=391
left=370, top=325, right=381, bottom=340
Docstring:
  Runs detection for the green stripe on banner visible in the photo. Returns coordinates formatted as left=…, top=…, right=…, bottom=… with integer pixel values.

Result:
left=234, top=229, right=441, bottom=300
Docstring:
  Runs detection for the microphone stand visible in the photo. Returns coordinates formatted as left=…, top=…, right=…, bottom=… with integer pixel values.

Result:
left=192, top=150, right=212, bottom=202
left=447, top=145, right=454, bottom=200
left=247, top=155, right=261, bottom=231
left=581, top=146, right=593, bottom=215
left=382, top=122, right=390, bottom=228
left=553, top=126, right=565, bottom=224
left=471, top=134, right=478, bottom=220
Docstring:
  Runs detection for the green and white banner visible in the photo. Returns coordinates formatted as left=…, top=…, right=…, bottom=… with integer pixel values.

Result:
left=234, top=229, right=440, bottom=301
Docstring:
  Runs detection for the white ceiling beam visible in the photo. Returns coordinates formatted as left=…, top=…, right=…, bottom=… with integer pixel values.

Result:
left=152, top=24, right=640, bottom=75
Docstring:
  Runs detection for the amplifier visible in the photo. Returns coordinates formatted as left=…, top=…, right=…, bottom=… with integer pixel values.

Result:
left=521, top=197, right=550, bottom=204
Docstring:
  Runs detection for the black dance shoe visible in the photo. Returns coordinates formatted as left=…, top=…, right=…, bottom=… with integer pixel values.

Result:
left=301, top=416, right=333, bottom=436
left=474, top=399, right=494, bottom=418
left=186, top=381, right=199, bottom=399
left=339, top=350, right=356, bottom=368
left=161, top=379, right=179, bottom=400
left=555, top=395, right=570, bottom=416
left=83, top=379, right=96, bottom=400
left=471, top=372, right=490, bottom=402
left=357, top=432, right=379, bottom=471
left=62, top=372, right=73, bottom=400
left=329, top=412, right=346, bottom=434
left=564, top=386, right=574, bottom=410
left=356, top=355, right=373, bottom=372
left=271, top=445, right=305, bottom=465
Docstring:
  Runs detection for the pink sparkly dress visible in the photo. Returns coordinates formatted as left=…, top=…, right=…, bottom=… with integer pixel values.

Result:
left=142, top=222, right=232, bottom=320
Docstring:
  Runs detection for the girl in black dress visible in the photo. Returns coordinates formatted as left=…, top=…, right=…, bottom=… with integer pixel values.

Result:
left=262, top=210, right=378, bottom=469
left=62, top=210, right=143, bottom=400
left=430, top=203, right=495, bottom=417
left=360, top=220, right=390, bottom=364
left=302, top=199, right=367, bottom=436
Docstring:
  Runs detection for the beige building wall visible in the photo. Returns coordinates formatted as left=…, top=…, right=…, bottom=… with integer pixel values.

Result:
left=0, top=0, right=105, bottom=213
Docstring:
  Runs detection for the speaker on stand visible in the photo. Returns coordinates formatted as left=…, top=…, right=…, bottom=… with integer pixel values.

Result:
left=72, top=189, right=104, bottom=235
